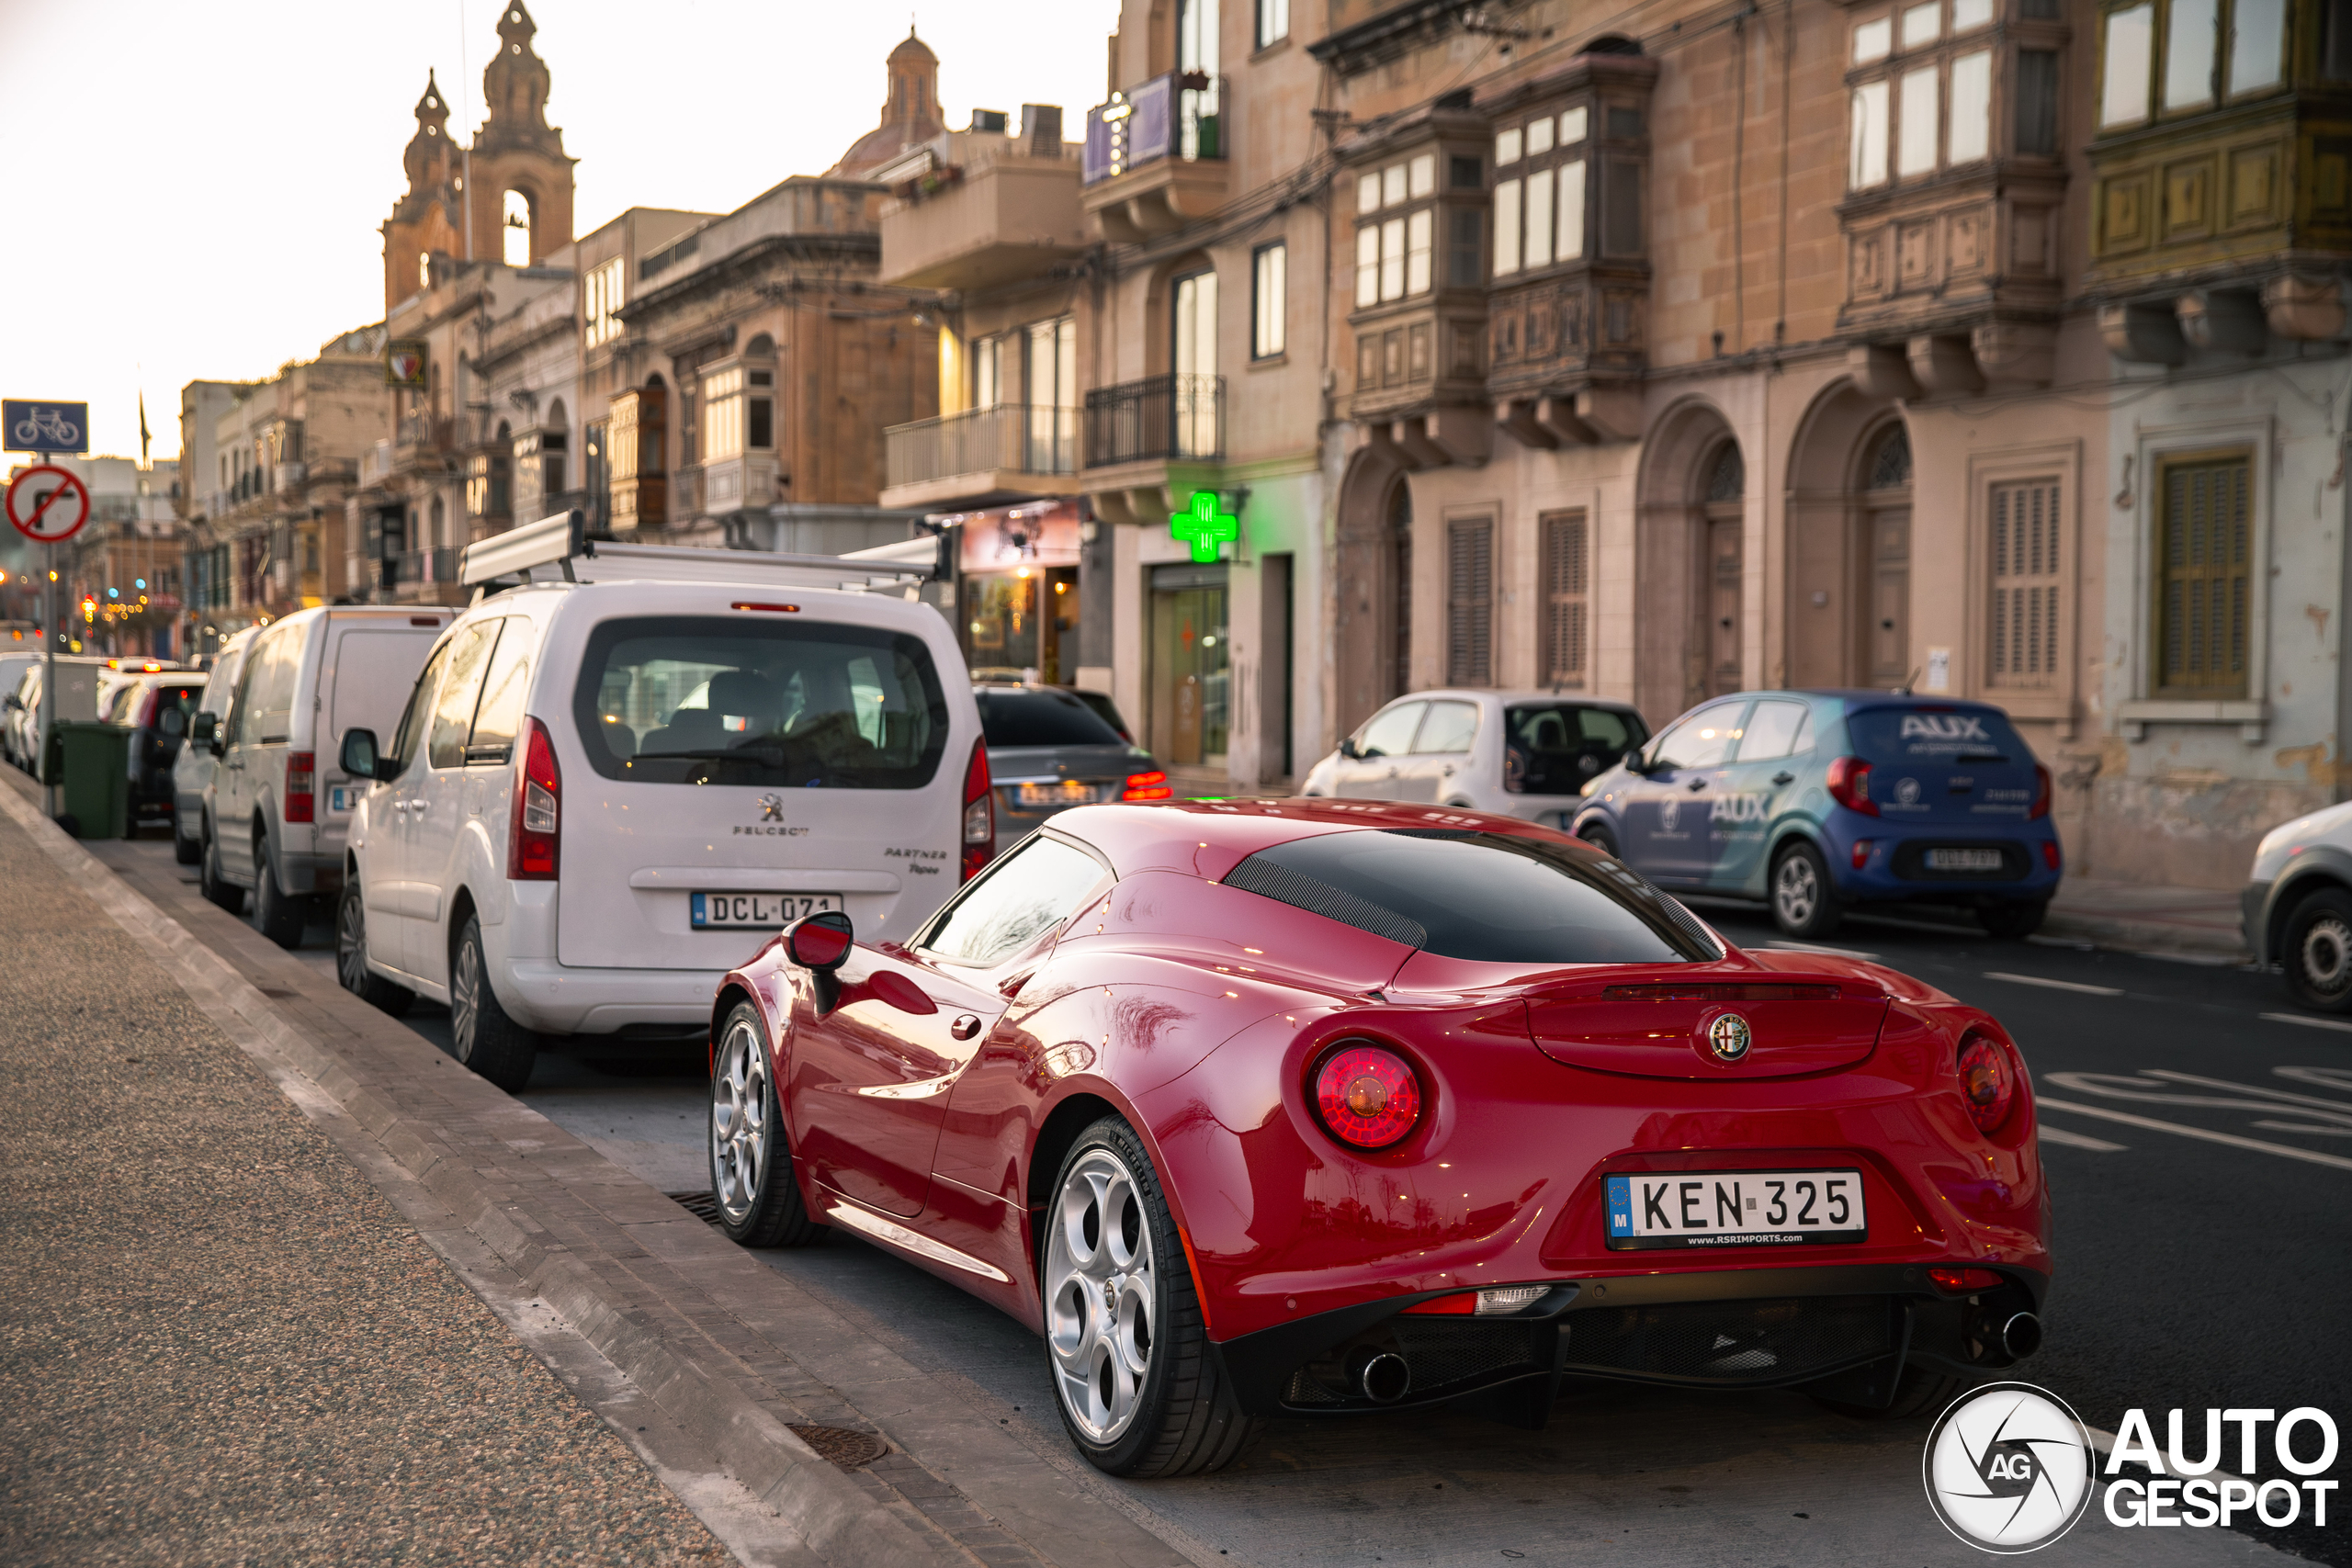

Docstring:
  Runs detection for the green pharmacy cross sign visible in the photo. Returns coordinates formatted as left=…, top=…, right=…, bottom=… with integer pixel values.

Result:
left=1170, top=490, right=1238, bottom=563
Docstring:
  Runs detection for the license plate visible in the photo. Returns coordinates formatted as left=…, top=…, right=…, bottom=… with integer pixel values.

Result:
left=1925, top=847, right=2005, bottom=872
left=1605, top=1168, right=1867, bottom=1250
left=691, top=892, right=843, bottom=930
left=1014, top=780, right=1102, bottom=807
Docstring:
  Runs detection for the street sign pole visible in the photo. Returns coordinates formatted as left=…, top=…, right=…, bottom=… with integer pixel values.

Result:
left=42, top=542, right=55, bottom=817
left=5, top=459, right=95, bottom=823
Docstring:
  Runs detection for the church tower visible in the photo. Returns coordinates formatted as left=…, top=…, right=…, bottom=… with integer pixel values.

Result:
left=380, top=73, right=465, bottom=311
left=828, top=28, right=947, bottom=179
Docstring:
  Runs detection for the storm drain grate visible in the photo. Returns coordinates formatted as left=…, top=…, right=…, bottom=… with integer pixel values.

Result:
left=788, top=1424, right=889, bottom=1469
left=667, top=1190, right=722, bottom=1225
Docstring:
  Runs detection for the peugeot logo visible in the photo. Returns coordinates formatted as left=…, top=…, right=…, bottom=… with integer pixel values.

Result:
left=1708, top=1013, right=1753, bottom=1062
left=757, top=794, right=785, bottom=823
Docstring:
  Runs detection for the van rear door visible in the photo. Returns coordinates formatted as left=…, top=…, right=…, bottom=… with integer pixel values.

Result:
left=1845, top=704, right=2041, bottom=827
left=556, top=605, right=968, bottom=970
left=322, top=617, right=448, bottom=825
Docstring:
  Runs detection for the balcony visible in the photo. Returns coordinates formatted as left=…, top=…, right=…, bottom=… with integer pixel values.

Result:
left=1081, top=73, right=1229, bottom=242
left=880, top=142, right=1088, bottom=291
left=881, top=404, right=1080, bottom=511
left=1080, top=374, right=1224, bottom=528
left=360, top=440, right=394, bottom=488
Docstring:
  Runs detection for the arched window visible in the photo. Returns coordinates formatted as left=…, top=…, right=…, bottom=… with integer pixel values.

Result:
left=1868, top=425, right=1912, bottom=490
left=1705, top=441, right=1745, bottom=502
left=503, top=189, right=533, bottom=267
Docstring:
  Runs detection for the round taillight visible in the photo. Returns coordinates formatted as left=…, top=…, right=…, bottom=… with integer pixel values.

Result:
left=1313, top=1043, right=1422, bottom=1150
left=1956, top=1035, right=2015, bottom=1134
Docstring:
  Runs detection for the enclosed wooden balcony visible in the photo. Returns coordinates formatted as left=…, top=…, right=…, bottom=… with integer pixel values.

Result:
left=1080, top=73, right=1231, bottom=242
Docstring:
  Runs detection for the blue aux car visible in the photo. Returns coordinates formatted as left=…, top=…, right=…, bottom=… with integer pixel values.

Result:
left=1569, top=690, right=2062, bottom=940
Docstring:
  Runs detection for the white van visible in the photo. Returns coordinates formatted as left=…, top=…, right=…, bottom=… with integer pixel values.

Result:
left=174, top=628, right=254, bottom=863
left=334, top=515, right=984, bottom=1090
left=195, top=607, right=454, bottom=943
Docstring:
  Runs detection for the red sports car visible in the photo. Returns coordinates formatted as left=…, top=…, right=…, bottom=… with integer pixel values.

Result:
left=707, top=799, right=2049, bottom=1477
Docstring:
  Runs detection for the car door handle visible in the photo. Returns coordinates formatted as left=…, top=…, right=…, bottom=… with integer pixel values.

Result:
left=1772, top=772, right=1795, bottom=785
left=1686, top=779, right=1706, bottom=791
left=950, top=1013, right=983, bottom=1041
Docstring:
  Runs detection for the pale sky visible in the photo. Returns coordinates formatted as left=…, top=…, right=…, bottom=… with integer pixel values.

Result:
left=0, top=0, right=1120, bottom=465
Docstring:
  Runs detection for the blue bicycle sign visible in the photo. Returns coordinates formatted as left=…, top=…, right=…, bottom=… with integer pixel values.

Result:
left=3, top=400, right=89, bottom=455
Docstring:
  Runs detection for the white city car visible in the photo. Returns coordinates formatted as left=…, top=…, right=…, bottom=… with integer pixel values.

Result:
left=1301, top=688, right=1650, bottom=823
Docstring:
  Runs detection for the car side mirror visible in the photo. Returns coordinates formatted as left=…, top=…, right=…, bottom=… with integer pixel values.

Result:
left=785, top=909, right=854, bottom=973
left=1623, top=750, right=1651, bottom=774
left=339, top=727, right=379, bottom=780
left=1337, top=736, right=1360, bottom=760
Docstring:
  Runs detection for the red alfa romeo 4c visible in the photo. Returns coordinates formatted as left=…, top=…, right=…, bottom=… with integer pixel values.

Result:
left=706, top=799, right=2049, bottom=1477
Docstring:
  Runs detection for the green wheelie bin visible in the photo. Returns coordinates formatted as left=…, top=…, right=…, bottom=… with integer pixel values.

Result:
left=48, top=719, right=131, bottom=840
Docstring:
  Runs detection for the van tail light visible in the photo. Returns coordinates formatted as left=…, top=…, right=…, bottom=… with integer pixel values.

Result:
left=1956, top=1033, right=2016, bottom=1134
left=961, top=740, right=994, bottom=882
left=2029, top=761, right=2052, bottom=820
left=2042, top=839, right=2062, bottom=871
left=1122, top=769, right=1172, bottom=801
left=284, top=751, right=315, bottom=823
left=1826, top=756, right=1877, bottom=816
left=508, top=716, right=560, bottom=880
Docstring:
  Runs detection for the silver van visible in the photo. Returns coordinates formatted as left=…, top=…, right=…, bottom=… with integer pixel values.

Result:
left=174, top=628, right=254, bottom=863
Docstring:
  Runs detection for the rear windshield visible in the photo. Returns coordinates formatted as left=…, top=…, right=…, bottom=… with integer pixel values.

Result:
left=977, top=687, right=1125, bottom=748
left=575, top=616, right=949, bottom=789
left=1224, top=829, right=1719, bottom=964
left=1504, top=704, right=1647, bottom=795
left=148, top=683, right=205, bottom=730
left=1847, top=705, right=2032, bottom=765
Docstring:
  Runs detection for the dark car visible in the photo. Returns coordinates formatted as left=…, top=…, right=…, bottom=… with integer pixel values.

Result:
left=104, top=673, right=208, bottom=827
left=974, top=684, right=1168, bottom=829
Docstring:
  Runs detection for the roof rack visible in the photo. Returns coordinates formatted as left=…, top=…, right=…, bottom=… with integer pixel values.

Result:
left=461, top=510, right=944, bottom=597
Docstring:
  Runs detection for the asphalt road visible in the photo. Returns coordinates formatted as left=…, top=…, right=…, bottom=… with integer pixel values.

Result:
left=184, top=841, right=2350, bottom=1565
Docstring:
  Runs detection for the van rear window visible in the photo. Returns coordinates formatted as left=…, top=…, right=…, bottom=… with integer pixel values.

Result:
left=573, top=616, right=948, bottom=789
left=1847, top=706, right=2031, bottom=763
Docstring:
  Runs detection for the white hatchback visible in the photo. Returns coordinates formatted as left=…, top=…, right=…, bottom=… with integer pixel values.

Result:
left=1300, top=688, right=1650, bottom=823
left=334, top=521, right=987, bottom=1090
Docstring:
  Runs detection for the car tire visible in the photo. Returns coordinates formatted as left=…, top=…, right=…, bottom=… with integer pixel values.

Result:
left=1813, top=1363, right=1964, bottom=1421
left=335, top=884, right=414, bottom=1017
left=2282, top=887, right=2352, bottom=1012
left=200, top=826, right=245, bottom=915
left=1044, top=1115, right=1261, bottom=1478
left=253, top=835, right=306, bottom=950
left=172, top=816, right=202, bottom=865
left=1770, top=840, right=1843, bottom=939
left=1976, top=901, right=2048, bottom=942
left=710, top=1001, right=824, bottom=1247
left=449, top=913, right=538, bottom=1092
left=1578, top=822, right=1621, bottom=857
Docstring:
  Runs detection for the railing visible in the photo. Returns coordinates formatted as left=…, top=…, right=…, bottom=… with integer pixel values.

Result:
left=397, top=414, right=452, bottom=452
left=386, top=546, right=458, bottom=588
left=887, top=404, right=1079, bottom=490
left=1083, top=73, right=1225, bottom=185
left=1084, top=374, right=1225, bottom=467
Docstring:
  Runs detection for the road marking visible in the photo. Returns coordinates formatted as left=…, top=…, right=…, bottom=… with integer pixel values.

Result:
left=2033, top=1095, right=2352, bottom=1172
left=2259, top=1010, right=2352, bottom=1034
left=2147, top=1069, right=2352, bottom=1116
left=2037, top=1123, right=2128, bottom=1152
left=1984, top=971, right=2124, bottom=997
left=1763, top=940, right=1881, bottom=960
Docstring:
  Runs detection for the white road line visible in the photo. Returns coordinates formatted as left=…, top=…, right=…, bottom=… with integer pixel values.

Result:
left=2259, top=1010, right=2352, bottom=1034
left=2034, top=1095, right=2352, bottom=1172
left=2147, top=1068, right=2352, bottom=1115
left=1984, top=971, right=2125, bottom=997
left=1763, top=940, right=1881, bottom=960
left=2037, top=1123, right=2128, bottom=1152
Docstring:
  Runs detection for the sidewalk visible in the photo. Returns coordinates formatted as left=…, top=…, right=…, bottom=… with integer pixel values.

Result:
left=2042, top=874, right=2251, bottom=961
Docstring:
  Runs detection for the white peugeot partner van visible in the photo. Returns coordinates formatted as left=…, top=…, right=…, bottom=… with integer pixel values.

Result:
left=334, top=513, right=987, bottom=1090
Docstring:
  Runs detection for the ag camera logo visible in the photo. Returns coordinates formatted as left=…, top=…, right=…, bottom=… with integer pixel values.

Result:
left=1924, top=1382, right=2096, bottom=1553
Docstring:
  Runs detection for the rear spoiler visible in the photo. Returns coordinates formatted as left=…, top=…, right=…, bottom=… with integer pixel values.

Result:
left=461, top=510, right=944, bottom=600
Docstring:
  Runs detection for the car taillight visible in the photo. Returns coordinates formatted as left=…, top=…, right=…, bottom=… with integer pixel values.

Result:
left=1851, top=839, right=1871, bottom=870
left=1928, top=1266, right=2004, bottom=1294
left=2029, top=761, right=2052, bottom=820
left=1826, top=756, right=1877, bottom=816
left=1956, top=1034, right=2015, bottom=1134
left=2041, top=840, right=2062, bottom=871
left=1401, top=1285, right=1548, bottom=1316
left=961, top=740, right=993, bottom=882
left=508, top=716, right=560, bottom=880
left=1122, top=769, right=1172, bottom=801
left=284, top=751, right=314, bottom=823
left=1312, top=1043, right=1423, bottom=1150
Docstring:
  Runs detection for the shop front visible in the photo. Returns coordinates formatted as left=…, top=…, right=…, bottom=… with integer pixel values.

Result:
left=949, top=499, right=1083, bottom=684
left=1147, top=560, right=1228, bottom=768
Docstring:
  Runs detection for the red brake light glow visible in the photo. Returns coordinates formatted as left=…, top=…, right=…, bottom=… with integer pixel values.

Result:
left=961, top=740, right=994, bottom=882
left=284, top=750, right=315, bottom=823
left=1956, top=1034, right=2015, bottom=1134
left=1122, top=769, right=1172, bottom=801
left=1850, top=839, right=1871, bottom=870
left=2042, top=840, right=2062, bottom=871
left=1928, top=1266, right=2004, bottom=1293
left=508, top=716, right=561, bottom=880
left=1313, top=1043, right=1423, bottom=1150
left=730, top=602, right=800, bottom=614
left=1826, top=756, right=1877, bottom=816
left=2029, top=761, right=2052, bottom=820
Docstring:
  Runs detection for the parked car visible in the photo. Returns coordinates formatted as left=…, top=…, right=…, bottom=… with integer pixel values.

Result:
left=2241, top=801, right=2352, bottom=1010
left=193, top=607, right=454, bottom=944
left=976, top=682, right=1168, bottom=831
left=174, top=629, right=254, bottom=864
left=707, top=797, right=2049, bottom=1476
left=101, top=672, right=208, bottom=829
left=1571, top=690, right=2061, bottom=940
left=1068, top=686, right=1136, bottom=742
left=4, top=655, right=106, bottom=778
left=0, top=651, right=42, bottom=752
left=1302, top=689, right=1649, bottom=818
left=334, top=527, right=983, bottom=1091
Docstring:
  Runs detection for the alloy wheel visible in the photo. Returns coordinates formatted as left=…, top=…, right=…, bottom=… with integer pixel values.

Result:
left=2302, top=915, right=2352, bottom=997
left=710, top=1019, right=770, bottom=1224
left=336, top=893, right=368, bottom=993
left=1045, top=1146, right=1156, bottom=1443
left=1775, top=854, right=1819, bottom=927
left=450, top=931, right=481, bottom=1063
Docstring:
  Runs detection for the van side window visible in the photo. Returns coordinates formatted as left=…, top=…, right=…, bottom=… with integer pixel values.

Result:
left=384, top=642, right=450, bottom=782
left=427, top=621, right=502, bottom=770
left=467, top=622, right=532, bottom=764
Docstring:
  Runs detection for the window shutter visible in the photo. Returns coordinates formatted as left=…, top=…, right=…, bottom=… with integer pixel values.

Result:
left=1446, top=518, right=1494, bottom=686
left=1541, top=511, right=1589, bottom=687
left=1987, top=478, right=2062, bottom=686
left=2155, top=456, right=2250, bottom=693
